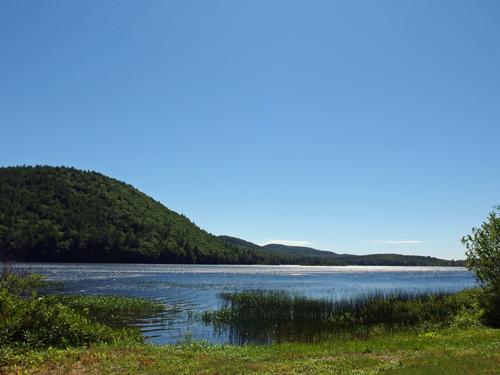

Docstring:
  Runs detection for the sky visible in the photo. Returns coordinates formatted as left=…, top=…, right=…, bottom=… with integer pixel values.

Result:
left=1, top=1, right=499, bottom=260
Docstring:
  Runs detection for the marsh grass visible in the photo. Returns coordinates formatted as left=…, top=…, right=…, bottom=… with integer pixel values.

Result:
left=53, top=295, right=166, bottom=326
left=202, top=289, right=480, bottom=343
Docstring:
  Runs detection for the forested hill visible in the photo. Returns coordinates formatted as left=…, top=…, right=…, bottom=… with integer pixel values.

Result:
left=0, top=166, right=463, bottom=266
left=219, top=236, right=465, bottom=267
left=262, top=243, right=338, bottom=258
left=0, top=166, right=279, bottom=264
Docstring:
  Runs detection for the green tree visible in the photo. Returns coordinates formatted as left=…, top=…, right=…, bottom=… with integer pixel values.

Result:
left=462, top=206, right=500, bottom=326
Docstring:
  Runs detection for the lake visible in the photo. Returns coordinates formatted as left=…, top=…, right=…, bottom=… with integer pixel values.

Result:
left=12, top=263, right=476, bottom=344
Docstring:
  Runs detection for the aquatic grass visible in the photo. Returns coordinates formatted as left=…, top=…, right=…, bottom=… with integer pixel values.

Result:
left=201, top=289, right=481, bottom=343
left=53, top=295, right=166, bottom=325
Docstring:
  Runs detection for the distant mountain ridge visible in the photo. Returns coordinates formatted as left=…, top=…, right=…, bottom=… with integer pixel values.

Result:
left=262, top=243, right=338, bottom=258
left=218, top=236, right=464, bottom=267
left=0, top=166, right=464, bottom=266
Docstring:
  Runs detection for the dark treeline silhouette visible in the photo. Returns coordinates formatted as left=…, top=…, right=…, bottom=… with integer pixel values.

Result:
left=0, top=166, right=279, bottom=264
left=0, top=166, right=463, bottom=266
left=219, top=236, right=464, bottom=267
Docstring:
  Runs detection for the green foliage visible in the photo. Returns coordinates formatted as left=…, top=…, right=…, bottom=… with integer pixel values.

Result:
left=450, top=307, right=484, bottom=329
left=202, top=289, right=483, bottom=343
left=0, top=292, right=141, bottom=348
left=4, top=327, right=499, bottom=375
left=54, top=295, right=165, bottom=325
left=0, top=166, right=279, bottom=264
left=462, top=206, right=500, bottom=326
left=0, top=166, right=462, bottom=266
left=0, top=264, right=43, bottom=296
left=0, top=267, right=146, bottom=349
left=221, top=236, right=465, bottom=266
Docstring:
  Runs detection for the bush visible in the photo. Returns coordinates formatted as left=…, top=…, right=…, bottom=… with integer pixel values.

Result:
left=0, top=265, right=142, bottom=348
left=462, top=206, right=500, bottom=327
left=0, top=264, right=43, bottom=296
left=0, top=291, right=141, bottom=348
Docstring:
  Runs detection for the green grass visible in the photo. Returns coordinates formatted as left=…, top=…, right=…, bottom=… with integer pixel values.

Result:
left=201, top=289, right=483, bottom=343
left=1, top=327, right=499, bottom=374
left=52, top=295, right=165, bottom=326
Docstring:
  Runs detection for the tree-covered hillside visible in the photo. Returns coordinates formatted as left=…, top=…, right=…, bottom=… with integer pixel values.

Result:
left=262, top=243, right=338, bottom=258
left=0, top=166, right=278, bottom=264
left=219, top=236, right=464, bottom=266
left=0, top=166, right=463, bottom=266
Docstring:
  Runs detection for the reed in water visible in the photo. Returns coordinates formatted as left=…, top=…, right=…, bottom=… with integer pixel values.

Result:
left=201, top=289, right=481, bottom=344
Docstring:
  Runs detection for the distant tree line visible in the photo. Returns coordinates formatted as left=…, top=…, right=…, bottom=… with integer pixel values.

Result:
left=0, top=166, right=463, bottom=267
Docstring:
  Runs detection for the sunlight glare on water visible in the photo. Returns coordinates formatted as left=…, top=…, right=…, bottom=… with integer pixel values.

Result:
left=11, top=263, right=476, bottom=344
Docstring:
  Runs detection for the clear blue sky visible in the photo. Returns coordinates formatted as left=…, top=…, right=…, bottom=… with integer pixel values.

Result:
left=1, top=1, right=499, bottom=259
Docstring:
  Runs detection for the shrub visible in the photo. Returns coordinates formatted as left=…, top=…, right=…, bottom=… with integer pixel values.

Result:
left=0, top=265, right=143, bottom=348
left=462, top=206, right=500, bottom=327
left=0, top=291, right=141, bottom=348
left=0, top=264, right=43, bottom=296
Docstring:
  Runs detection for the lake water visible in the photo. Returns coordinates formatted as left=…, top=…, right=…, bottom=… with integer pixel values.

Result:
left=12, top=263, right=476, bottom=344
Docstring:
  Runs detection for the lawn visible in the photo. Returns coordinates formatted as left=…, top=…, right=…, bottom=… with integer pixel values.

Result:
left=2, top=327, right=499, bottom=374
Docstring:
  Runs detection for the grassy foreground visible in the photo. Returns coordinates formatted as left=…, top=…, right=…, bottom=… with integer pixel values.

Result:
left=1, top=327, right=499, bottom=374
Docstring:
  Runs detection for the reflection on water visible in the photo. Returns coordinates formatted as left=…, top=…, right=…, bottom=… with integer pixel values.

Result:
left=11, top=263, right=476, bottom=344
